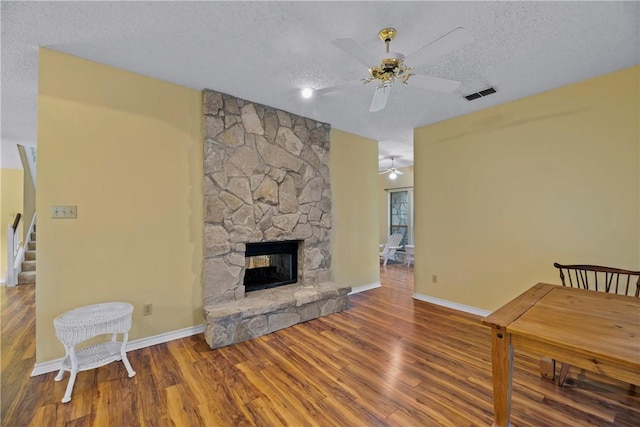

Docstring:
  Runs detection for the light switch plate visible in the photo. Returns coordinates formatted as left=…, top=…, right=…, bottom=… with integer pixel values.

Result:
left=51, top=205, right=77, bottom=219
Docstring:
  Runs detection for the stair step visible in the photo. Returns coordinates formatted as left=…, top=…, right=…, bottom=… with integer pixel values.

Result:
left=22, top=260, right=36, bottom=271
left=18, top=271, right=36, bottom=285
left=25, top=250, right=36, bottom=261
left=28, top=241, right=36, bottom=250
left=31, top=232, right=36, bottom=241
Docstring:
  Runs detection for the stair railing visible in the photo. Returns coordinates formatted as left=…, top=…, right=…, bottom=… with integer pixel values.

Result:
left=5, top=213, right=23, bottom=286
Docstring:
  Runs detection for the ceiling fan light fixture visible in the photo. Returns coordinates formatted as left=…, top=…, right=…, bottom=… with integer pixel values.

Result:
left=389, top=171, right=398, bottom=180
left=301, top=87, right=314, bottom=99
left=364, top=58, right=414, bottom=86
left=363, top=42, right=414, bottom=86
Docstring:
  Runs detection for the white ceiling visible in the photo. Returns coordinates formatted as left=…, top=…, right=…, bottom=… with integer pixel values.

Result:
left=2, top=1, right=638, bottom=170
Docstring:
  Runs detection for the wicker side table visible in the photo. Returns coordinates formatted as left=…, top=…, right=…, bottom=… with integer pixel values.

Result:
left=53, top=302, right=136, bottom=403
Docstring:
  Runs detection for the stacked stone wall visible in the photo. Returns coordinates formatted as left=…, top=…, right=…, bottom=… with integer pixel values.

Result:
left=203, top=89, right=333, bottom=306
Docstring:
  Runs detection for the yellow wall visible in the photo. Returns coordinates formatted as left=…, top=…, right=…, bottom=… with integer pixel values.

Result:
left=379, top=166, right=414, bottom=245
left=330, top=129, right=380, bottom=287
left=414, top=66, right=640, bottom=311
left=1, top=168, right=24, bottom=279
left=37, top=49, right=203, bottom=361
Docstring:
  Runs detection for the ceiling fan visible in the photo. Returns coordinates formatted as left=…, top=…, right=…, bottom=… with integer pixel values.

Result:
left=379, top=157, right=404, bottom=179
left=328, top=26, right=474, bottom=112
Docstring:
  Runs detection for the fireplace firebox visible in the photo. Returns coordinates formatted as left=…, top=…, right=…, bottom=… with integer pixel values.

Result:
left=244, top=241, right=299, bottom=292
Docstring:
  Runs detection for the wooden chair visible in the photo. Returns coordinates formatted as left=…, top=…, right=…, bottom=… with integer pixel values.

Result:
left=545, top=263, right=640, bottom=386
left=554, top=263, right=640, bottom=297
left=379, top=233, right=404, bottom=266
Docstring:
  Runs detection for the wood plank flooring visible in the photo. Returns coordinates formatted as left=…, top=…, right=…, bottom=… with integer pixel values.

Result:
left=2, top=263, right=639, bottom=426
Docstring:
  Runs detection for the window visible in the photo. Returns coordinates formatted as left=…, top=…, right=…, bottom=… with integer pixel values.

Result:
left=389, top=189, right=413, bottom=247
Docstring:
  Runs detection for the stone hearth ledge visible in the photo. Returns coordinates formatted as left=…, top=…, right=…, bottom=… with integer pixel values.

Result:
left=203, top=282, right=351, bottom=349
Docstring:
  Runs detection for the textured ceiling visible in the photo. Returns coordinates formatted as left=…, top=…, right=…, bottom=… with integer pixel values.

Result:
left=1, top=1, right=638, bottom=169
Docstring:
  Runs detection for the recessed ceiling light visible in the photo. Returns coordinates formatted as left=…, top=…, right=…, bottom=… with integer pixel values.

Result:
left=301, top=87, right=314, bottom=99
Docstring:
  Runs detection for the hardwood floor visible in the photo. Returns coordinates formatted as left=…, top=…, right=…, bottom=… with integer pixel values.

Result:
left=2, top=263, right=639, bottom=426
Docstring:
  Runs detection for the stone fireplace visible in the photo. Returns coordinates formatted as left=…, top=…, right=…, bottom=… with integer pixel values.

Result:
left=202, top=89, right=350, bottom=349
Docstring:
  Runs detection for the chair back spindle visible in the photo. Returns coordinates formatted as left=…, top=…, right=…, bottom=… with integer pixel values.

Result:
left=554, top=263, right=640, bottom=297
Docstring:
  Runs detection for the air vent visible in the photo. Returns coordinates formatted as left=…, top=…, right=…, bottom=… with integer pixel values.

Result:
left=464, top=86, right=497, bottom=101
left=478, top=87, right=497, bottom=96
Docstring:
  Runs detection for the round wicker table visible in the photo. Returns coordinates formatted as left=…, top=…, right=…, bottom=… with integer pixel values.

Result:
left=53, top=302, right=136, bottom=403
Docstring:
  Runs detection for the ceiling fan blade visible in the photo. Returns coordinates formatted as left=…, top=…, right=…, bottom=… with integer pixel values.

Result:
left=395, top=169, right=405, bottom=175
left=409, top=74, right=461, bottom=93
left=379, top=169, right=391, bottom=175
left=314, top=79, right=362, bottom=95
left=332, top=38, right=379, bottom=67
left=405, top=27, right=474, bottom=67
left=370, top=85, right=391, bottom=112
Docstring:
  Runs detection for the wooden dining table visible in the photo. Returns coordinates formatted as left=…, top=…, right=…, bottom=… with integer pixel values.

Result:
left=482, top=283, right=640, bottom=427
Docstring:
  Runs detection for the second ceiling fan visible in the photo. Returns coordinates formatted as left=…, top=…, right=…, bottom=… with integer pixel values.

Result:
left=329, top=26, right=474, bottom=112
left=379, top=157, right=404, bottom=179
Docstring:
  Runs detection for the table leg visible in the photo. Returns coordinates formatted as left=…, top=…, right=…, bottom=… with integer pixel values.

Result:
left=120, top=333, right=136, bottom=378
left=491, top=327, right=513, bottom=427
left=61, top=346, right=78, bottom=403
left=540, top=356, right=555, bottom=381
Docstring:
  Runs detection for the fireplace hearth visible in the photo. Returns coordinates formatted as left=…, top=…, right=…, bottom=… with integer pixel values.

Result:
left=244, top=240, right=299, bottom=292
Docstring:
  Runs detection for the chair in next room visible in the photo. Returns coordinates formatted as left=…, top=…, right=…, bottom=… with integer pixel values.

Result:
left=379, top=233, right=404, bottom=266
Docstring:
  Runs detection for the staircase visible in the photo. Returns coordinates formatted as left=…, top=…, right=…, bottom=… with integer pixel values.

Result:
left=18, top=227, right=36, bottom=285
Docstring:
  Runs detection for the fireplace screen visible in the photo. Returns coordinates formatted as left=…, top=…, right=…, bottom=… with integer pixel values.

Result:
left=244, top=241, right=298, bottom=292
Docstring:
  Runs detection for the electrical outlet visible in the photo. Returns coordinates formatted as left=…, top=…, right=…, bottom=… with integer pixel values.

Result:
left=51, top=205, right=77, bottom=219
left=143, top=303, right=153, bottom=316
left=432, top=275, right=438, bottom=283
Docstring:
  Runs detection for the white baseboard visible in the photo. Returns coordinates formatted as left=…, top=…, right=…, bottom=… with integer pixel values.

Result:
left=126, top=323, right=205, bottom=352
left=30, top=323, right=205, bottom=377
left=349, top=282, right=381, bottom=294
left=412, top=293, right=491, bottom=317
left=30, top=358, right=63, bottom=377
